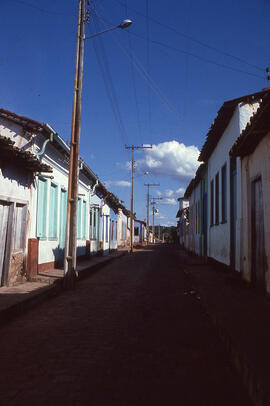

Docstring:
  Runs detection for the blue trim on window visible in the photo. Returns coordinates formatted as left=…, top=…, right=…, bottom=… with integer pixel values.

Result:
left=48, top=181, right=58, bottom=239
left=77, top=198, right=82, bottom=239
left=37, top=178, right=48, bottom=238
left=82, top=200, right=87, bottom=240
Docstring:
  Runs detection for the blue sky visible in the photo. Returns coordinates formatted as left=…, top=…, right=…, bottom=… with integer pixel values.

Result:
left=1, top=0, right=270, bottom=226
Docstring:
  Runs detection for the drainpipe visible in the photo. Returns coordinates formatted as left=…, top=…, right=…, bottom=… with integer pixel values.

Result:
left=101, top=191, right=111, bottom=211
left=90, top=179, right=99, bottom=197
left=36, top=132, right=53, bottom=158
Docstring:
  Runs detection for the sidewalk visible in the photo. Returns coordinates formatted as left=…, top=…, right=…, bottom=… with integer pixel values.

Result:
left=0, top=250, right=127, bottom=327
left=179, top=249, right=270, bottom=406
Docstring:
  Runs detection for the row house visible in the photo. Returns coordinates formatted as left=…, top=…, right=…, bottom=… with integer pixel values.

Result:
left=0, top=110, right=53, bottom=286
left=0, top=108, right=130, bottom=286
left=183, top=164, right=208, bottom=257
left=230, top=92, right=270, bottom=292
left=133, top=219, right=147, bottom=245
left=117, top=207, right=130, bottom=249
left=179, top=88, right=270, bottom=291
left=176, top=197, right=189, bottom=250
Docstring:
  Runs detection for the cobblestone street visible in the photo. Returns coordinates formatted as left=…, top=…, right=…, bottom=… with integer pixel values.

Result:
left=0, top=245, right=251, bottom=406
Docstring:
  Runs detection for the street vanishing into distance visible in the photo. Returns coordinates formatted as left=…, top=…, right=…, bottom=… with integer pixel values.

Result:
left=0, top=245, right=252, bottom=405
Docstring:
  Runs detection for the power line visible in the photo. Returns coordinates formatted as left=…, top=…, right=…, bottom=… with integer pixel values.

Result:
left=127, top=31, right=265, bottom=80
left=89, top=13, right=128, bottom=145
left=94, top=8, right=182, bottom=121
left=144, top=183, right=159, bottom=244
left=116, top=33, right=182, bottom=117
left=11, top=0, right=76, bottom=16
left=146, top=0, right=151, bottom=136
left=111, top=0, right=264, bottom=72
left=124, top=0, right=142, bottom=143
left=125, top=144, right=152, bottom=252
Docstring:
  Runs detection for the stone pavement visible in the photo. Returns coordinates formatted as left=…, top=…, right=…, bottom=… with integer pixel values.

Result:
left=0, top=250, right=127, bottom=327
left=0, top=244, right=251, bottom=406
left=179, top=248, right=270, bottom=406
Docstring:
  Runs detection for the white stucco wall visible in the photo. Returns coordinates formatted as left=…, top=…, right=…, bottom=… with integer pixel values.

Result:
left=36, top=143, right=93, bottom=265
left=0, top=164, right=32, bottom=203
left=241, top=133, right=270, bottom=291
left=117, top=209, right=128, bottom=247
left=89, top=193, right=102, bottom=254
left=101, top=203, right=110, bottom=255
left=0, top=118, right=35, bottom=151
left=109, top=209, right=118, bottom=251
left=188, top=183, right=200, bottom=255
left=207, top=102, right=259, bottom=269
left=0, top=117, right=41, bottom=260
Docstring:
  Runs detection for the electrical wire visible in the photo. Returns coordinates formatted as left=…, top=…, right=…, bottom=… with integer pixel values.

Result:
left=93, top=11, right=182, bottom=120
left=11, top=0, right=76, bottom=16
left=146, top=0, right=152, bottom=136
left=128, top=31, right=265, bottom=80
left=111, top=0, right=265, bottom=72
left=124, top=0, right=143, bottom=144
left=183, top=0, right=192, bottom=138
left=89, top=13, right=129, bottom=145
left=114, top=32, right=182, bottom=118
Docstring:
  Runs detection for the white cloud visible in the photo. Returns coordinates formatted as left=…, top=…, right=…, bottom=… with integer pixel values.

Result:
left=176, top=187, right=185, bottom=195
left=105, top=180, right=131, bottom=187
left=160, top=197, right=177, bottom=206
left=134, top=140, right=200, bottom=182
left=165, top=189, right=174, bottom=197
left=155, top=187, right=186, bottom=200
left=156, top=213, right=166, bottom=219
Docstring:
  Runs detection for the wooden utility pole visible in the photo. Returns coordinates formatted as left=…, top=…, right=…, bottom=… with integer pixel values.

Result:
left=151, top=197, right=162, bottom=244
left=144, top=183, right=159, bottom=244
left=125, top=145, right=152, bottom=252
left=64, top=0, right=86, bottom=286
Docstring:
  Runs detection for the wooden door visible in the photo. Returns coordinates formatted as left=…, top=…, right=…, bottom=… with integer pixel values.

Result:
left=203, top=192, right=208, bottom=257
left=0, top=202, right=10, bottom=285
left=251, top=177, right=266, bottom=290
left=230, top=158, right=237, bottom=269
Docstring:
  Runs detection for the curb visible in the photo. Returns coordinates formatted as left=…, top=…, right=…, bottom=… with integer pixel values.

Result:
left=183, top=267, right=267, bottom=406
left=0, top=252, right=126, bottom=329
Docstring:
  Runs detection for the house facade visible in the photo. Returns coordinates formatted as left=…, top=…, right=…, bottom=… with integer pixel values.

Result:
left=0, top=108, right=130, bottom=285
left=117, top=208, right=129, bottom=249
left=133, top=219, right=146, bottom=245
left=0, top=110, right=52, bottom=286
left=198, top=89, right=268, bottom=271
left=180, top=89, right=270, bottom=279
left=176, top=197, right=189, bottom=249
left=230, top=93, right=270, bottom=292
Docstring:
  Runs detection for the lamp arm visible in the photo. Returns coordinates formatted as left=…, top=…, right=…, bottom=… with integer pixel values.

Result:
left=85, top=26, right=117, bottom=40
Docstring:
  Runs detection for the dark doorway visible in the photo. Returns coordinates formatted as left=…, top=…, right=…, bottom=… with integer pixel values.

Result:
left=230, top=157, right=237, bottom=270
left=251, top=177, right=266, bottom=291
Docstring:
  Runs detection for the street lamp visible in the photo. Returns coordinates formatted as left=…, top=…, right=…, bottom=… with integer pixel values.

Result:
left=63, top=0, right=132, bottom=287
left=85, top=19, right=132, bottom=39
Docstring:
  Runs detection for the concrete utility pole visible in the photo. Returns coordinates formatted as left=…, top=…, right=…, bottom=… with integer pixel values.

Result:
left=64, top=0, right=86, bottom=286
left=144, top=183, right=159, bottom=244
left=125, top=145, right=152, bottom=252
left=151, top=197, right=162, bottom=243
